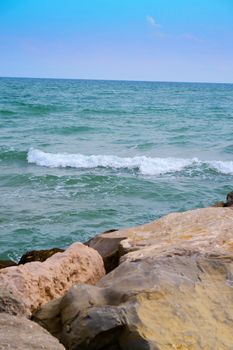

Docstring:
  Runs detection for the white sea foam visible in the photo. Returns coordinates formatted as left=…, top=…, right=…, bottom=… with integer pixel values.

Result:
left=27, top=148, right=233, bottom=176
left=207, top=160, right=233, bottom=175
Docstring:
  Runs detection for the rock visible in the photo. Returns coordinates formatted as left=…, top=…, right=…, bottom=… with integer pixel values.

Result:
left=212, top=191, right=233, bottom=207
left=34, top=253, right=233, bottom=350
left=18, top=248, right=64, bottom=264
left=86, top=207, right=233, bottom=265
left=86, top=234, right=124, bottom=273
left=0, top=242, right=105, bottom=316
left=0, top=259, right=17, bottom=269
left=0, top=288, right=27, bottom=316
left=119, top=207, right=233, bottom=263
left=225, top=191, right=233, bottom=206
left=85, top=229, right=119, bottom=272
left=34, top=207, right=233, bottom=350
left=102, top=229, right=118, bottom=234
left=0, top=312, right=65, bottom=349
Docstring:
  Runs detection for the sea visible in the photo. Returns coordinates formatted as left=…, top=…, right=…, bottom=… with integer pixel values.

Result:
left=1, top=77, right=233, bottom=261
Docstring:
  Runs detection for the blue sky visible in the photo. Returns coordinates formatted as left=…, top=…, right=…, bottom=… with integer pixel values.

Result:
left=0, top=0, right=233, bottom=82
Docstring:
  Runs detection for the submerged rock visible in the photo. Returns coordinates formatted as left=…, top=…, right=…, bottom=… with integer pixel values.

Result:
left=18, top=247, right=64, bottom=264
left=34, top=207, right=233, bottom=350
left=0, top=312, right=65, bottom=349
left=0, top=242, right=105, bottom=316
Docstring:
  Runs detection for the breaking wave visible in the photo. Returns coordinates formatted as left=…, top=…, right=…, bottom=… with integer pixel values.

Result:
left=27, top=148, right=233, bottom=176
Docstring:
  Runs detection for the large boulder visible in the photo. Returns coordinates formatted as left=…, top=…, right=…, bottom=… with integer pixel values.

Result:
left=87, top=207, right=233, bottom=264
left=0, top=242, right=105, bottom=316
left=0, top=312, right=65, bottom=349
left=34, top=207, right=233, bottom=350
left=34, top=253, right=233, bottom=350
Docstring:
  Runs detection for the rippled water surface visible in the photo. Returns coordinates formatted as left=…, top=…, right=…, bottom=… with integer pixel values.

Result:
left=1, top=78, right=233, bottom=260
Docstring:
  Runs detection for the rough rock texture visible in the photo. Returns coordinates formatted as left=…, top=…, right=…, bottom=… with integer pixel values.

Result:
left=35, top=207, right=233, bottom=350
left=0, top=242, right=105, bottom=316
left=88, top=207, right=233, bottom=263
left=0, top=259, right=17, bottom=269
left=34, top=254, right=233, bottom=350
left=18, top=247, right=65, bottom=264
left=0, top=288, right=27, bottom=316
left=0, top=312, right=65, bottom=350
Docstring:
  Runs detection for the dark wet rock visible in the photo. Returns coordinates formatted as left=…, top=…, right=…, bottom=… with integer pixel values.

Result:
left=0, top=312, right=65, bottom=349
left=225, top=191, right=233, bottom=207
left=0, top=259, right=17, bottom=269
left=85, top=232, right=124, bottom=273
left=212, top=191, right=233, bottom=208
left=102, top=229, right=118, bottom=234
left=18, top=247, right=65, bottom=264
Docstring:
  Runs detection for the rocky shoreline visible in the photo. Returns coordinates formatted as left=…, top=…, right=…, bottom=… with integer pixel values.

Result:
left=1, top=193, right=233, bottom=349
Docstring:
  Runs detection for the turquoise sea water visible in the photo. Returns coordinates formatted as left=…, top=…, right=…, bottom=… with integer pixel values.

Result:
left=1, top=77, right=233, bottom=260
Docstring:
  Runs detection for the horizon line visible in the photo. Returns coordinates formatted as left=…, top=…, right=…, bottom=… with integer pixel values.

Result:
left=0, top=75, right=232, bottom=85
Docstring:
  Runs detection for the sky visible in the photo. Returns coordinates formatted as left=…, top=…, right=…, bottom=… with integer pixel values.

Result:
left=0, top=0, right=233, bottom=83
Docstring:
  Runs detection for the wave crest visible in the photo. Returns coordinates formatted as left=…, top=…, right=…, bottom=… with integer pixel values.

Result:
left=27, top=148, right=233, bottom=176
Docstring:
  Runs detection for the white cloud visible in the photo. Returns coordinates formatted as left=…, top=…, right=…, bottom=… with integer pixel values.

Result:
left=146, top=16, right=202, bottom=43
left=146, top=16, right=161, bottom=28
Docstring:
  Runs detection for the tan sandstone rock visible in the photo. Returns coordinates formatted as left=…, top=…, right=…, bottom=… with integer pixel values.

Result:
left=34, top=253, right=233, bottom=350
left=88, top=207, right=233, bottom=263
left=0, top=312, right=65, bottom=350
left=0, top=242, right=105, bottom=316
left=34, top=207, right=233, bottom=350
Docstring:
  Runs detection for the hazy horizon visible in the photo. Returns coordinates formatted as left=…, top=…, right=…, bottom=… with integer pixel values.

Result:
left=0, top=76, right=233, bottom=85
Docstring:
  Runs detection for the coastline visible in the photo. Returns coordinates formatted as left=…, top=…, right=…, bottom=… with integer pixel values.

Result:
left=2, top=78, right=233, bottom=262
left=1, top=194, right=233, bottom=349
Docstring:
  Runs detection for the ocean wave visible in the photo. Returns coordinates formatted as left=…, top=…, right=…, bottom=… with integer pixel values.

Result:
left=27, top=148, right=233, bottom=176
left=208, top=160, right=233, bottom=175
